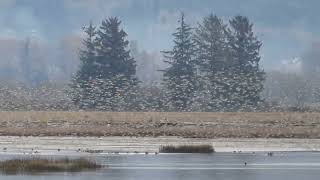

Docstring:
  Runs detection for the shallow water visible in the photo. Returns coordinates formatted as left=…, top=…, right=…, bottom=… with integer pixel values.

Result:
left=1, top=152, right=320, bottom=180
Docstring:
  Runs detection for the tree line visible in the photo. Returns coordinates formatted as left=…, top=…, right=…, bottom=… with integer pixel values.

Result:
left=70, top=13, right=265, bottom=112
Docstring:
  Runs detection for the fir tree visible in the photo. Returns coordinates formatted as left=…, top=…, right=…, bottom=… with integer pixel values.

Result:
left=162, top=13, right=197, bottom=111
left=194, top=14, right=232, bottom=111
left=95, top=17, right=137, bottom=80
left=228, top=16, right=265, bottom=110
left=71, top=18, right=139, bottom=110
left=94, top=17, right=138, bottom=110
left=70, top=21, right=98, bottom=109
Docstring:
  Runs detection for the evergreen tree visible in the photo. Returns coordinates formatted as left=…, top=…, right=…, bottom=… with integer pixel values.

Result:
left=95, top=17, right=138, bottom=110
left=228, top=16, right=265, bottom=110
left=194, top=14, right=232, bottom=111
left=71, top=18, right=139, bottom=110
left=95, top=17, right=137, bottom=80
left=162, top=13, right=197, bottom=111
left=70, top=21, right=98, bottom=109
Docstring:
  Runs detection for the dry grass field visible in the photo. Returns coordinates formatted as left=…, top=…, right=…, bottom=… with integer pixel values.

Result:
left=0, top=111, right=319, bottom=138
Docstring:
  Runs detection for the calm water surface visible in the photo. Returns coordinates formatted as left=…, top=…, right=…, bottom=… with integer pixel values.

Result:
left=1, top=152, right=320, bottom=180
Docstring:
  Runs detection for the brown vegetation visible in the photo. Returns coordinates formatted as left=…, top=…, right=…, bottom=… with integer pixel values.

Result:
left=0, top=158, right=102, bottom=174
left=0, top=111, right=319, bottom=138
left=159, top=145, right=215, bottom=153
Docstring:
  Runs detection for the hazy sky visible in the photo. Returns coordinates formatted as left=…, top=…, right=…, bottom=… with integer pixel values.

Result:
left=0, top=0, right=319, bottom=69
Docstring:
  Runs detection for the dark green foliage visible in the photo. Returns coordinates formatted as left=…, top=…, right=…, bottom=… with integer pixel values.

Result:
left=69, top=14, right=265, bottom=112
left=134, top=85, right=168, bottom=111
left=71, top=18, right=139, bottom=110
left=159, top=145, right=215, bottom=153
left=194, top=14, right=265, bottom=111
left=162, top=13, right=198, bottom=111
left=228, top=16, right=265, bottom=110
left=95, top=17, right=137, bottom=79
left=194, top=14, right=234, bottom=111
left=71, top=21, right=98, bottom=109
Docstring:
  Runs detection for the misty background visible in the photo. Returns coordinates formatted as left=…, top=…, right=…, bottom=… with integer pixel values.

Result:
left=0, top=0, right=319, bottom=109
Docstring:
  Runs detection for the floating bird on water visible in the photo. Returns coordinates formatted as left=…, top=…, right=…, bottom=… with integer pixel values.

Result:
left=267, top=152, right=273, bottom=156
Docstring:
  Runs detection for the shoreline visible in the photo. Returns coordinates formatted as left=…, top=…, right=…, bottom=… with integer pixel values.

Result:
left=0, top=136, right=319, bottom=154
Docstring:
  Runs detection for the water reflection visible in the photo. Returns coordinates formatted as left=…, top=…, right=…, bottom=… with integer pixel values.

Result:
left=1, top=152, right=320, bottom=180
